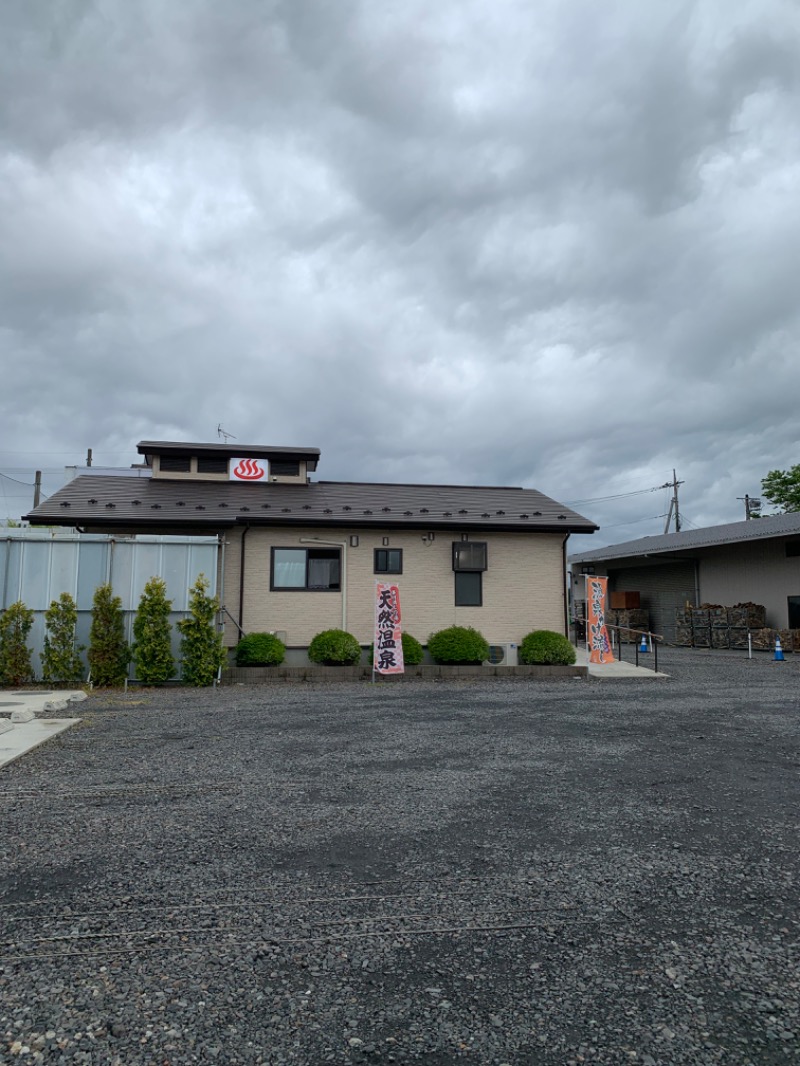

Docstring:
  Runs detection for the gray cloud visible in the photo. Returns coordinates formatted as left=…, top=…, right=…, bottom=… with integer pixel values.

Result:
left=2, top=0, right=800, bottom=541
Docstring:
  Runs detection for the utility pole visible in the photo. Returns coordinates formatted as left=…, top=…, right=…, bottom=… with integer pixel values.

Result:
left=662, top=469, right=683, bottom=534
left=86, top=448, right=93, bottom=467
left=33, top=471, right=41, bottom=509
left=737, top=494, right=761, bottom=520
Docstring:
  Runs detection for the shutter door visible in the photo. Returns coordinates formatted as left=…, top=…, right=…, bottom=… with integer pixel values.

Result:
left=609, top=563, right=696, bottom=641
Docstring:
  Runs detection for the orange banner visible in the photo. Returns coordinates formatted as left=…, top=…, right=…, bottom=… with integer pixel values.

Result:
left=374, top=583, right=404, bottom=674
left=586, top=576, right=615, bottom=664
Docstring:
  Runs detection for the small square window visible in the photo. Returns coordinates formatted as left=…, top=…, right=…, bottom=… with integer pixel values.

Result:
left=452, top=542, right=487, bottom=571
left=455, top=571, right=482, bottom=606
left=374, top=548, right=403, bottom=574
left=159, top=455, right=191, bottom=472
left=197, top=457, right=228, bottom=474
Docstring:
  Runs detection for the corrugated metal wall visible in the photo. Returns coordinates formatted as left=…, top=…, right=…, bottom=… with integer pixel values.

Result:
left=0, top=531, right=220, bottom=679
left=609, top=562, right=697, bottom=641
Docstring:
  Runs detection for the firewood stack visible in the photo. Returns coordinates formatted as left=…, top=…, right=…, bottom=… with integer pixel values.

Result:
left=674, top=601, right=794, bottom=650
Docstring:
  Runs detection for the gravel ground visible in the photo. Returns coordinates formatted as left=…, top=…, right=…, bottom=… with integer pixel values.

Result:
left=1, top=647, right=798, bottom=1065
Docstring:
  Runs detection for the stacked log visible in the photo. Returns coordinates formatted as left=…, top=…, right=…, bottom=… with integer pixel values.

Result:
left=608, top=608, right=650, bottom=643
left=672, top=602, right=796, bottom=650
left=728, top=629, right=749, bottom=650
left=750, top=628, right=777, bottom=652
left=729, top=602, right=767, bottom=628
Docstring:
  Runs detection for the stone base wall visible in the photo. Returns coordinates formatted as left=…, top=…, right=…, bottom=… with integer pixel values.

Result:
left=222, top=664, right=587, bottom=684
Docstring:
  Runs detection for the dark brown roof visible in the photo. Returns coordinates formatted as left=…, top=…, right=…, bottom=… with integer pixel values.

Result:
left=26, top=476, right=597, bottom=535
left=138, top=440, right=320, bottom=469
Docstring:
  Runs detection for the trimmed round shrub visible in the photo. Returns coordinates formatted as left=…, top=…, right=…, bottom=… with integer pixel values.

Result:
left=308, top=628, right=362, bottom=666
left=235, top=632, right=286, bottom=667
left=400, top=632, right=425, bottom=666
left=427, top=625, right=490, bottom=665
left=519, top=629, right=576, bottom=666
left=369, top=632, right=425, bottom=666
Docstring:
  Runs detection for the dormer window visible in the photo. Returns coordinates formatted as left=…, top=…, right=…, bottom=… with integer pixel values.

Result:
left=160, top=456, right=191, bottom=472
left=141, top=441, right=319, bottom=484
left=270, top=460, right=300, bottom=477
left=198, top=457, right=228, bottom=474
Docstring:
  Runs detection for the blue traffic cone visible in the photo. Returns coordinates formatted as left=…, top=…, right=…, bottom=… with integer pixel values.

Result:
left=774, top=637, right=785, bottom=661
left=639, top=633, right=649, bottom=653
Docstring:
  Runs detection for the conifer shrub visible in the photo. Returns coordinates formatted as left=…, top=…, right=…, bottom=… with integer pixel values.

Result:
left=88, top=583, right=129, bottom=687
left=427, top=625, right=489, bottom=665
left=0, top=600, right=35, bottom=685
left=235, top=632, right=286, bottom=667
left=41, top=592, right=85, bottom=683
left=132, top=576, right=175, bottom=683
left=519, top=629, right=576, bottom=665
left=178, top=574, right=227, bottom=686
left=307, top=629, right=362, bottom=666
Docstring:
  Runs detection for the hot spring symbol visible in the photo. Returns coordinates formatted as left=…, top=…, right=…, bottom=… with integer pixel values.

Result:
left=232, top=458, right=266, bottom=480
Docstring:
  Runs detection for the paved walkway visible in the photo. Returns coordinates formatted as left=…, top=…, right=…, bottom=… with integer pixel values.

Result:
left=0, top=689, right=84, bottom=769
left=574, top=646, right=667, bottom=678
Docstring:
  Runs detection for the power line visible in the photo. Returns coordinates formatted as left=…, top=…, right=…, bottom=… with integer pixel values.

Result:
left=601, top=512, right=670, bottom=529
left=0, top=472, right=35, bottom=488
left=565, top=486, right=664, bottom=505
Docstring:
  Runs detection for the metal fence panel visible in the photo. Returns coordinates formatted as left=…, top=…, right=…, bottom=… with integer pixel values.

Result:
left=0, top=531, right=219, bottom=681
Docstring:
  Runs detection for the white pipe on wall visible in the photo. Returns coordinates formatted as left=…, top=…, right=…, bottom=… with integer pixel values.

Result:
left=299, top=537, right=348, bottom=631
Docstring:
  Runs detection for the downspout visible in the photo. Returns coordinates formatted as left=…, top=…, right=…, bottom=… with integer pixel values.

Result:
left=2, top=538, right=11, bottom=610
left=299, top=537, right=347, bottom=631
left=239, top=525, right=250, bottom=634
left=694, top=558, right=700, bottom=607
left=215, top=533, right=227, bottom=686
left=562, top=534, right=570, bottom=637
left=217, top=534, right=226, bottom=621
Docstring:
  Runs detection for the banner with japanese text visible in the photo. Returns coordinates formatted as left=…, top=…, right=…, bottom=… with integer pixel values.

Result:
left=374, top=583, right=404, bottom=674
left=586, top=575, right=615, bottom=664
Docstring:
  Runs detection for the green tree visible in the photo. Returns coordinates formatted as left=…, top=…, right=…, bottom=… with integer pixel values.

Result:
left=177, top=574, right=226, bottom=686
left=41, top=592, right=85, bottom=682
left=761, top=464, right=800, bottom=513
left=88, top=583, right=130, bottom=686
left=0, top=601, right=35, bottom=685
left=132, top=576, right=175, bottom=683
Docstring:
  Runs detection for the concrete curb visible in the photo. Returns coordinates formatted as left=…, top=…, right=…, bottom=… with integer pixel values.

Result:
left=222, top=664, right=588, bottom=683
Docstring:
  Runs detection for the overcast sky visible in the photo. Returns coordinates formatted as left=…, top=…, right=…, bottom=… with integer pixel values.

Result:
left=2, top=0, right=799, bottom=547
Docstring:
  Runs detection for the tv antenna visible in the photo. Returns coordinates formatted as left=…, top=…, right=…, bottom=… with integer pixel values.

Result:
left=217, top=424, right=237, bottom=444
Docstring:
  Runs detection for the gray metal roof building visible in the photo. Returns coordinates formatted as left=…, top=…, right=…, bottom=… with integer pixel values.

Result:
left=569, top=513, right=800, bottom=638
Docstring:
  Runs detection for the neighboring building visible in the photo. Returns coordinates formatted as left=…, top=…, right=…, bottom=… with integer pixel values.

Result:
left=25, top=440, right=597, bottom=654
left=569, top=513, right=800, bottom=639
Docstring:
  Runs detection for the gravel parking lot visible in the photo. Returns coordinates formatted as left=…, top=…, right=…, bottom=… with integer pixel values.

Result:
left=1, top=647, right=799, bottom=1065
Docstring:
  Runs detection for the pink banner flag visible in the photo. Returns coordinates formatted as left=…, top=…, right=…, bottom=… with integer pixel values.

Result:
left=586, top=575, right=615, bottom=664
left=374, top=583, right=404, bottom=674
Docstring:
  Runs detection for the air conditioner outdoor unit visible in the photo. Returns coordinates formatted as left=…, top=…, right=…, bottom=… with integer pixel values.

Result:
left=483, top=642, right=518, bottom=667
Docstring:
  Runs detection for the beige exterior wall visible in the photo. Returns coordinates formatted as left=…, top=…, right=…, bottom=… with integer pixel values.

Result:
left=698, top=541, right=800, bottom=628
left=221, top=526, right=568, bottom=646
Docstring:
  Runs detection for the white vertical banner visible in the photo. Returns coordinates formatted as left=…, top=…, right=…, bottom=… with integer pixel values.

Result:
left=374, top=582, right=404, bottom=674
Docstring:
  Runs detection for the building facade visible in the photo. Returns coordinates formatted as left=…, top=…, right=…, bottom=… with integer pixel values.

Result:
left=569, top=513, right=800, bottom=640
left=27, top=440, right=597, bottom=654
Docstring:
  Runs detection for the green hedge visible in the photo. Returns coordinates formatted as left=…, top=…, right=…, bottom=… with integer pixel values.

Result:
left=308, top=629, right=362, bottom=666
left=519, top=630, right=576, bottom=665
left=427, top=625, right=489, bottom=665
left=369, top=632, right=425, bottom=666
left=235, top=632, right=287, bottom=667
